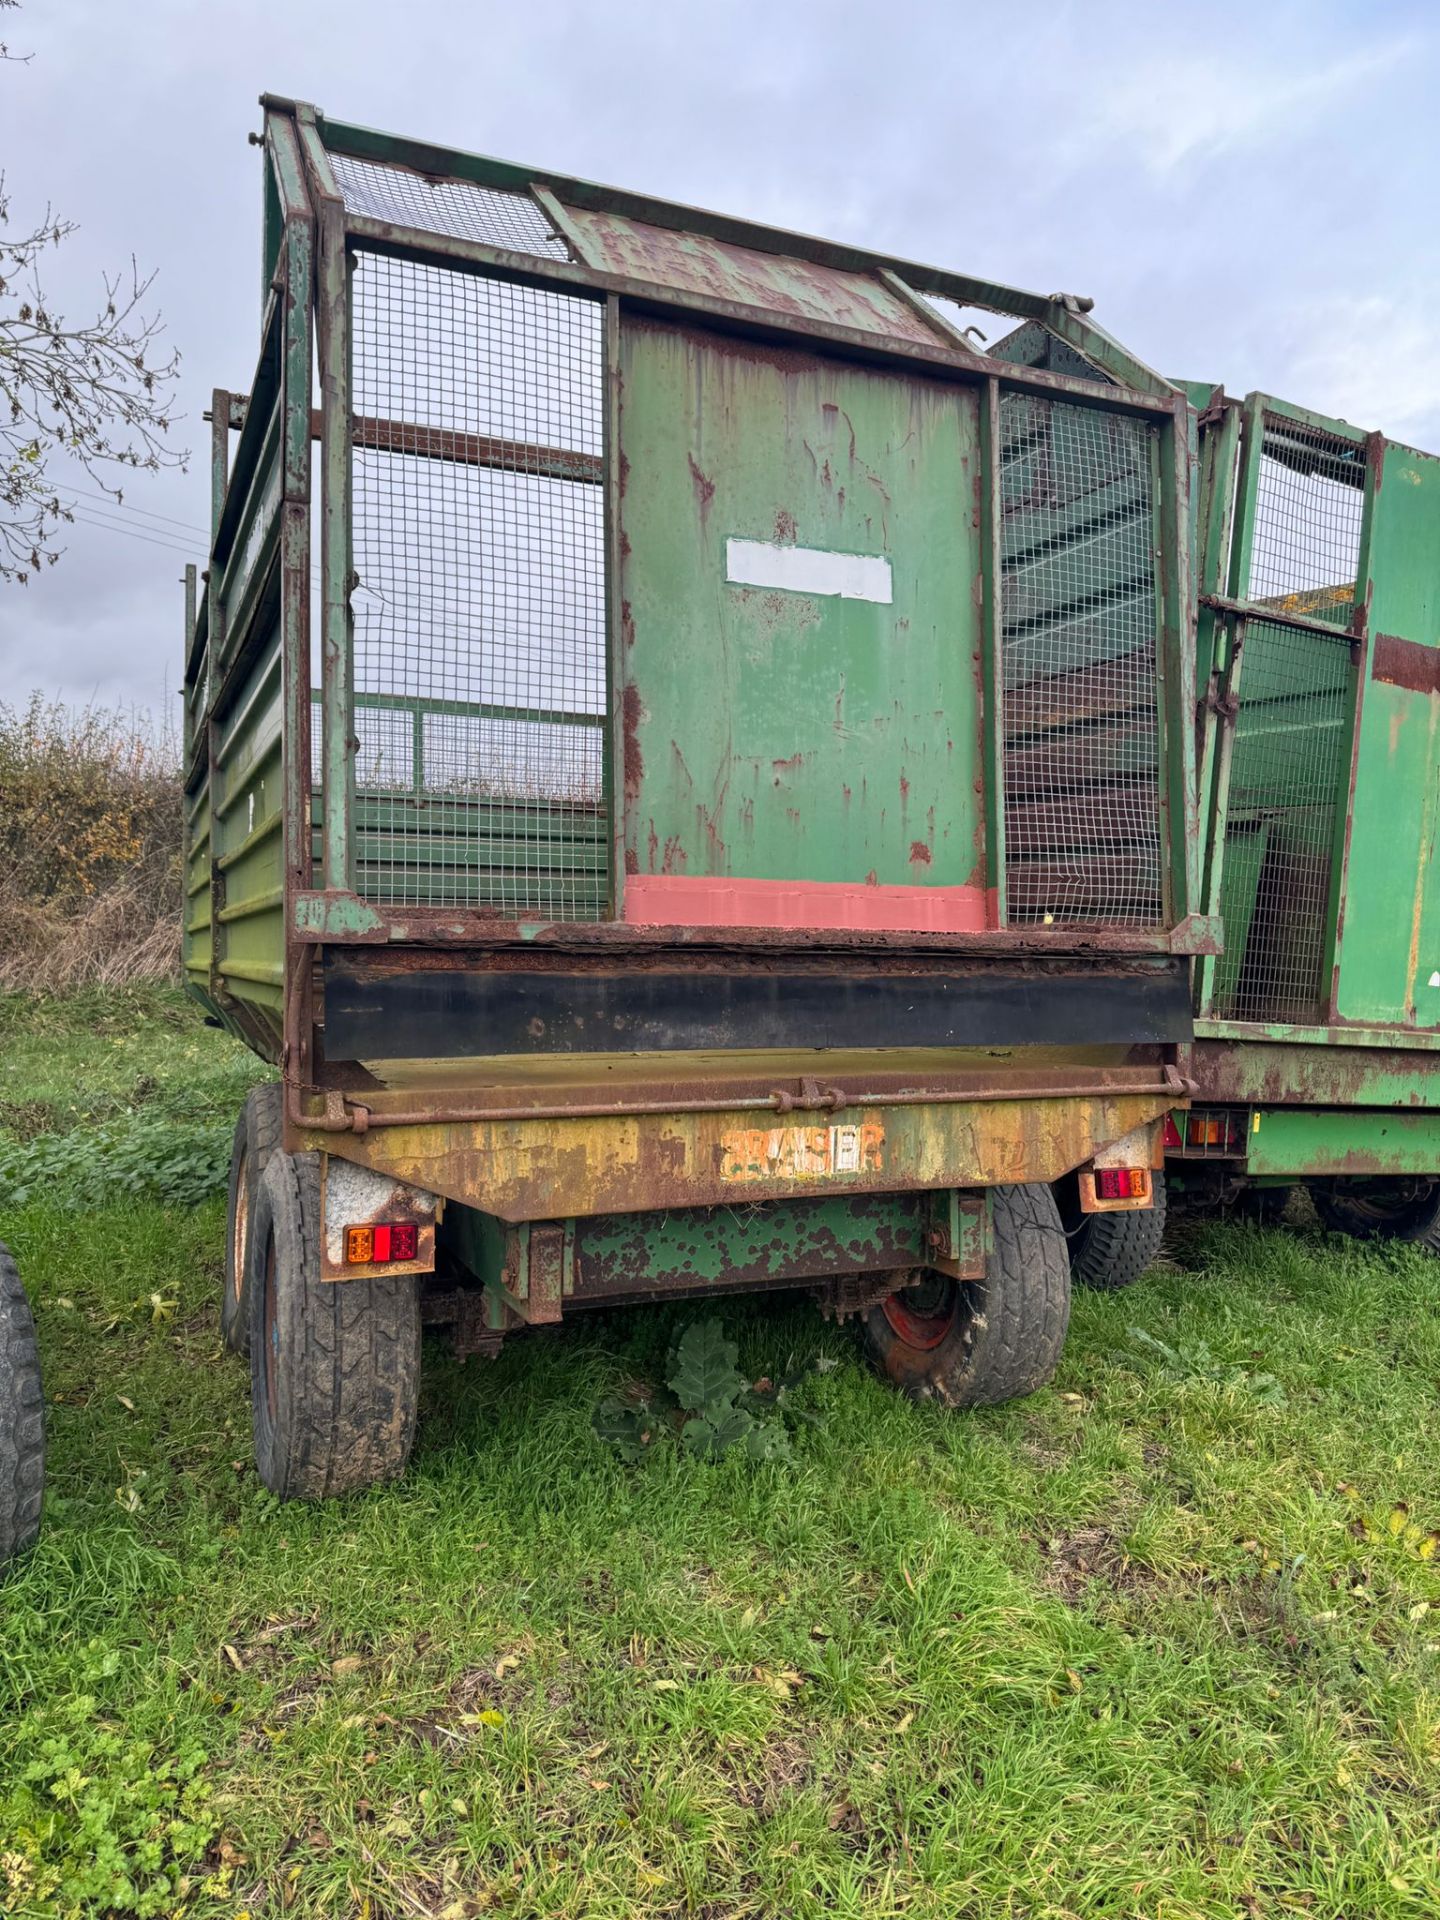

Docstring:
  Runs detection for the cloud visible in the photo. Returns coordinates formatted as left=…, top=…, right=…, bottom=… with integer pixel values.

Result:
left=2, top=0, right=1438, bottom=716
left=1282, top=291, right=1440, bottom=448
left=1063, top=31, right=1413, bottom=178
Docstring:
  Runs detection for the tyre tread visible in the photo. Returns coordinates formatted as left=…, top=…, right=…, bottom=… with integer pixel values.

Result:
left=223, top=1083, right=285, bottom=1355
left=250, top=1152, right=420, bottom=1501
left=1069, top=1184, right=1168, bottom=1291
left=864, top=1182, right=1071, bottom=1410
left=0, top=1243, right=44, bottom=1566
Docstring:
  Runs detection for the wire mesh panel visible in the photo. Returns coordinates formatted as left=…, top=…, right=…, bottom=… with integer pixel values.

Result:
left=999, top=394, right=1163, bottom=926
left=1249, top=414, right=1365, bottom=623
left=347, top=250, right=607, bottom=916
left=332, top=152, right=572, bottom=260
left=1209, top=411, right=1365, bottom=1022
left=1213, top=619, right=1352, bottom=1023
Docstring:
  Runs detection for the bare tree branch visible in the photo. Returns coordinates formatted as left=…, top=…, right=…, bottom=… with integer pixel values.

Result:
left=1, top=2, right=188, bottom=583
left=0, top=0, right=30, bottom=66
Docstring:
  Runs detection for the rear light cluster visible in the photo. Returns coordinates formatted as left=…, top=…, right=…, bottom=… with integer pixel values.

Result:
left=1165, top=1110, right=1243, bottom=1153
left=345, top=1222, right=419, bottom=1265
left=1095, top=1168, right=1150, bottom=1201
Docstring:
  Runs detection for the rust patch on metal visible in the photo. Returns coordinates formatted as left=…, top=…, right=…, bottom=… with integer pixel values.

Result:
left=909, top=840, right=932, bottom=868
left=622, top=683, right=645, bottom=799
left=566, top=210, right=946, bottom=346
left=336, top=411, right=602, bottom=485
left=774, top=507, right=797, bottom=542
left=688, top=452, right=716, bottom=520
left=697, top=803, right=726, bottom=862
left=1372, top=632, right=1440, bottom=697
left=732, top=587, right=821, bottom=636
left=1190, top=1037, right=1440, bottom=1108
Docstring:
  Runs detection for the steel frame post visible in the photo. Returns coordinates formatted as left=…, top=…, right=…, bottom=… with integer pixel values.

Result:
left=293, top=111, right=357, bottom=897
left=602, top=294, right=625, bottom=921
left=1193, top=398, right=1265, bottom=1017
left=977, top=377, right=1006, bottom=924
left=1154, top=401, right=1195, bottom=928
left=1321, top=432, right=1382, bottom=1020
left=1192, top=402, right=1242, bottom=1015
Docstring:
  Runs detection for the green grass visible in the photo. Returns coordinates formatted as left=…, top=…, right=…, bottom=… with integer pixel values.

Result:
left=3, top=990, right=1440, bottom=1918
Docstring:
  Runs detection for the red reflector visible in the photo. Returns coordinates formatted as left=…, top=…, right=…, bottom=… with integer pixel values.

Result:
left=373, top=1224, right=392, bottom=1262
left=1163, top=1115, right=1183, bottom=1149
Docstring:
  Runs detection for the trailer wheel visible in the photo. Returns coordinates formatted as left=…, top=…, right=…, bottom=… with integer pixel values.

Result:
left=1310, top=1178, right=1440, bottom=1249
left=249, top=1151, right=421, bottom=1500
left=0, top=1244, right=44, bottom=1569
left=863, top=1183, right=1071, bottom=1408
left=223, top=1084, right=282, bottom=1355
left=1056, top=1172, right=1167, bottom=1290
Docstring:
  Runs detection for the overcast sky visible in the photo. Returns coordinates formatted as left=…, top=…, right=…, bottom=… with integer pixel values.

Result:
left=3, top=0, right=1437, bottom=722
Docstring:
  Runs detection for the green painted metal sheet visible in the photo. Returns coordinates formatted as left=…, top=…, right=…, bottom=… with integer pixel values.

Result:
left=1191, top=1036, right=1440, bottom=1108
left=572, top=1191, right=928, bottom=1290
left=1334, top=440, right=1440, bottom=1030
left=1246, top=1105, right=1440, bottom=1178
left=617, top=318, right=985, bottom=891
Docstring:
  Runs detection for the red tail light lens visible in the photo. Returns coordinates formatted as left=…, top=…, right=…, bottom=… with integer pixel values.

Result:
left=1096, top=1168, right=1150, bottom=1201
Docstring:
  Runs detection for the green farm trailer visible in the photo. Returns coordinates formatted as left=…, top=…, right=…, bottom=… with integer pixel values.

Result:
left=994, top=323, right=1440, bottom=1250
left=184, top=98, right=1211, bottom=1498
left=1164, top=392, right=1440, bottom=1237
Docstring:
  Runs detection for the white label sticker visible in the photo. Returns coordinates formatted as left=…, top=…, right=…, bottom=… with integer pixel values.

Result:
left=832, top=1124, right=861, bottom=1173
left=726, top=537, right=893, bottom=604
left=1429, top=970, right=1439, bottom=988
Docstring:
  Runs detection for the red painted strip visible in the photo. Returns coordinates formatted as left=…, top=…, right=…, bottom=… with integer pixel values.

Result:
left=623, top=873, right=994, bottom=933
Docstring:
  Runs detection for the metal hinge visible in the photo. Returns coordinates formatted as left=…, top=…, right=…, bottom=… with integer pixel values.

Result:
left=1198, top=685, right=1240, bottom=723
